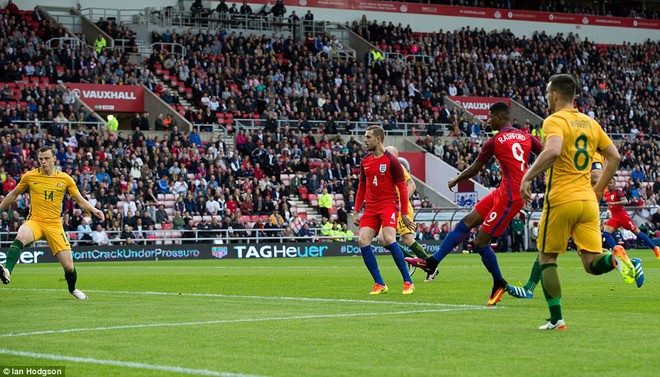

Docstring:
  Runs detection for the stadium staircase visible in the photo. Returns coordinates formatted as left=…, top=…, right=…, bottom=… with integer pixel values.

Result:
left=148, top=68, right=234, bottom=151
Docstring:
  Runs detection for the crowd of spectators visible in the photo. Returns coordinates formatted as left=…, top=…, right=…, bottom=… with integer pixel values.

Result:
left=145, top=27, right=440, bottom=134
left=352, top=21, right=659, bottom=137
left=0, top=114, right=375, bottom=245
left=96, top=17, right=138, bottom=54
left=139, top=16, right=660, bottom=141
left=1, top=4, right=659, bottom=246
left=0, top=7, right=139, bottom=86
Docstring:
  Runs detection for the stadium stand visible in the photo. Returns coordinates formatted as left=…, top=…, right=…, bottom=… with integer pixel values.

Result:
left=352, top=21, right=659, bottom=137
left=0, top=5, right=658, bottom=247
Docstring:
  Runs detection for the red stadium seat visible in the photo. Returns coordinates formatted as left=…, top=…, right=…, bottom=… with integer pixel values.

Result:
left=298, top=187, right=308, bottom=200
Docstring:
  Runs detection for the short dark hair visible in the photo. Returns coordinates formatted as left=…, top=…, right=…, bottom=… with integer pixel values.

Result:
left=38, top=146, right=56, bottom=157
left=366, top=125, right=385, bottom=143
left=489, top=102, right=510, bottom=117
left=549, top=74, right=578, bottom=100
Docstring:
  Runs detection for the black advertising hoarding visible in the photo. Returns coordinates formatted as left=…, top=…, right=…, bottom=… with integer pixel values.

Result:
left=0, top=245, right=210, bottom=264
left=5, top=241, right=450, bottom=264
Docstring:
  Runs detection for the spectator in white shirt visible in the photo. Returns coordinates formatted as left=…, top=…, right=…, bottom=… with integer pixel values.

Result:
left=173, top=176, right=188, bottom=195
left=206, top=196, right=221, bottom=216
left=130, top=162, right=142, bottom=179
left=200, top=93, right=211, bottom=107
left=208, top=96, right=220, bottom=112
left=122, top=193, right=137, bottom=217
left=88, top=193, right=98, bottom=209
left=62, top=89, right=76, bottom=104
left=448, top=84, right=458, bottom=96
left=91, top=224, right=111, bottom=245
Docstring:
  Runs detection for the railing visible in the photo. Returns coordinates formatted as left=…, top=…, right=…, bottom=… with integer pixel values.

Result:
left=316, top=49, right=356, bottom=61
left=412, top=206, right=658, bottom=252
left=0, top=227, right=354, bottom=248
left=384, top=51, right=405, bottom=63
left=80, top=8, right=143, bottom=26
left=113, top=38, right=139, bottom=52
left=3, top=205, right=654, bottom=250
left=45, top=37, right=88, bottom=51
left=47, top=11, right=83, bottom=34
left=608, top=133, right=658, bottom=141
left=153, top=9, right=298, bottom=33
left=521, top=206, right=658, bottom=251
left=192, top=123, right=229, bottom=137
left=9, top=120, right=105, bottom=131
left=233, top=118, right=452, bottom=137
left=144, top=42, right=187, bottom=59
left=404, top=54, right=434, bottom=64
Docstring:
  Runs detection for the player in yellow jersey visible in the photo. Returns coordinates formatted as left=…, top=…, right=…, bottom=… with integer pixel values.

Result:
left=377, top=146, right=438, bottom=282
left=508, top=149, right=644, bottom=297
left=0, top=146, right=105, bottom=299
left=519, top=74, right=639, bottom=330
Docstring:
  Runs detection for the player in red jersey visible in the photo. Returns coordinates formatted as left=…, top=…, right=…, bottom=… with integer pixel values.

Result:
left=352, top=126, right=415, bottom=295
left=603, top=178, right=660, bottom=258
left=407, top=102, right=543, bottom=305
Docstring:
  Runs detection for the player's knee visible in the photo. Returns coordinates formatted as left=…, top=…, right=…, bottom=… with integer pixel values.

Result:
left=580, top=253, right=598, bottom=274
left=14, top=234, right=29, bottom=245
left=473, top=242, right=487, bottom=250
left=381, top=234, right=396, bottom=245
left=462, top=211, right=483, bottom=229
left=358, top=236, right=371, bottom=247
left=473, top=233, right=491, bottom=250
left=377, top=237, right=386, bottom=247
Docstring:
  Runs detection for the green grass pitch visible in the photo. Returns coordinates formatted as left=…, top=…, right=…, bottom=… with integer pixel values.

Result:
left=1, top=250, right=659, bottom=377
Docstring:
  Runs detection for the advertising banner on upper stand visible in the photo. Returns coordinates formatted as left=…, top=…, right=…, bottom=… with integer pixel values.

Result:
left=65, top=83, right=145, bottom=112
left=447, top=96, right=511, bottom=120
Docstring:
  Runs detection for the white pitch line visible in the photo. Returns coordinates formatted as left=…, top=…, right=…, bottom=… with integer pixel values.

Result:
left=0, top=307, right=486, bottom=338
left=82, top=265, right=363, bottom=269
left=71, top=265, right=537, bottom=270
left=0, top=348, right=265, bottom=377
left=6, top=287, right=492, bottom=309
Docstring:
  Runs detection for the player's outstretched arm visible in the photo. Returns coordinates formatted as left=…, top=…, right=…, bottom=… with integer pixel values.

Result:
left=72, top=193, right=106, bottom=221
left=612, top=196, right=629, bottom=206
left=0, top=189, right=22, bottom=212
left=406, top=178, right=416, bottom=197
left=448, top=159, right=486, bottom=191
left=520, top=135, right=563, bottom=201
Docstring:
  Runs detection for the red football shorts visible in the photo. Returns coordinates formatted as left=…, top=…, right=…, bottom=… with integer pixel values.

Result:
left=474, top=190, right=524, bottom=237
left=605, top=213, right=638, bottom=232
left=360, top=206, right=398, bottom=231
